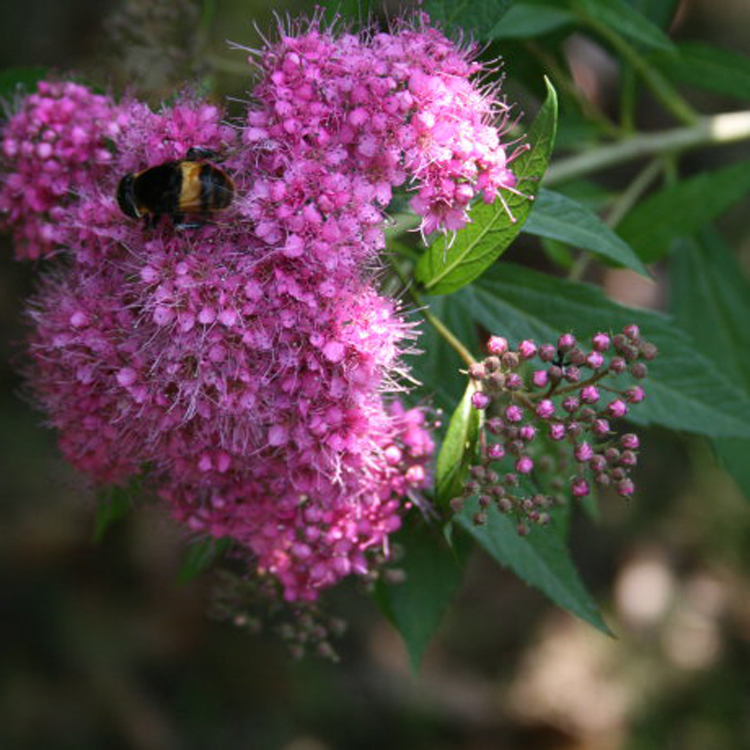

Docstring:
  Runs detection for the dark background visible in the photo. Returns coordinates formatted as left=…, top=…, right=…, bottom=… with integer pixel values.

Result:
left=1, top=1, right=750, bottom=748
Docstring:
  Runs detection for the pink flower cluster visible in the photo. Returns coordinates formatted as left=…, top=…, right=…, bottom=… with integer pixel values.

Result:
left=7, top=16, right=515, bottom=599
left=0, top=81, right=124, bottom=260
left=460, top=327, right=657, bottom=534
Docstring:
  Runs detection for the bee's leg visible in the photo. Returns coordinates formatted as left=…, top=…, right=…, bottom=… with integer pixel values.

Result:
left=186, top=146, right=220, bottom=162
left=174, top=213, right=206, bottom=230
left=143, top=213, right=160, bottom=230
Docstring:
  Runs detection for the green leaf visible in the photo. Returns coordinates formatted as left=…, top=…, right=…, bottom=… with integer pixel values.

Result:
left=442, top=262, right=750, bottom=438
left=0, top=66, right=47, bottom=99
left=457, top=498, right=610, bottom=633
left=178, top=536, right=232, bottom=583
left=573, top=0, right=675, bottom=52
left=93, top=482, right=138, bottom=542
left=617, top=161, right=750, bottom=263
left=373, top=518, right=468, bottom=672
left=670, top=231, right=750, bottom=500
left=491, top=2, right=574, bottom=38
left=415, top=79, right=558, bottom=295
left=436, top=381, right=483, bottom=508
left=423, top=0, right=515, bottom=38
left=652, top=42, right=750, bottom=101
left=524, top=189, right=649, bottom=276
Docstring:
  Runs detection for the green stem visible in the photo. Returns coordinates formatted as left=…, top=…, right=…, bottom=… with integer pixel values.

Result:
left=545, top=109, right=750, bottom=185
left=387, top=257, right=476, bottom=368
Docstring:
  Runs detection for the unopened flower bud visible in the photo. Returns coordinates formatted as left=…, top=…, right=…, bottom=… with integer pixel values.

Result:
left=609, top=356, right=627, bottom=374
left=580, top=385, right=600, bottom=404
left=484, top=356, right=501, bottom=372
left=549, top=422, right=566, bottom=441
left=593, top=418, right=610, bottom=436
left=605, top=447, right=621, bottom=464
left=487, top=336, right=508, bottom=356
left=619, top=450, right=637, bottom=467
left=623, top=324, right=640, bottom=342
left=558, top=333, right=576, bottom=352
left=630, top=362, right=648, bottom=379
left=517, top=339, right=537, bottom=359
left=487, top=371, right=506, bottom=390
left=585, top=351, right=604, bottom=369
left=575, top=442, right=594, bottom=462
left=563, top=395, right=580, bottom=413
left=640, top=341, right=658, bottom=360
left=589, top=454, right=607, bottom=472
left=468, top=362, right=486, bottom=380
left=486, top=417, right=505, bottom=435
left=505, top=373, right=522, bottom=390
left=620, top=433, right=640, bottom=450
left=474, top=511, right=488, bottom=526
left=501, top=351, right=520, bottom=370
left=571, top=477, right=590, bottom=497
left=536, top=399, right=555, bottom=419
left=516, top=456, right=534, bottom=474
left=613, top=334, right=628, bottom=352
left=532, top=370, right=549, bottom=388
left=564, top=366, right=581, bottom=383
left=471, top=391, right=491, bottom=410
left=625, top=386, right=645, bottom=404
left=517, top=522, right=530, bottom=536
left=592, top=332, right=611, bottom=352
left=606, top=399, right=628, bottom=418
left=505, top=404, right=523, bottom=423
left=579, top=407, right=596, bottom=422
left=539, top=344, right=557, bottom=362
left=616, top=478, right=635, bottom=497
left=547, top=365, right=563, bottom=383
left=567, top=421, right=582, bottom=437
left=487, top=443, right=505, bottom=460
left=568, top=348, right=586, bottom=366
left=595, top=472, right=611, bottom=486
left=519, top=425, right=536, bottom=441
left=504, top=473, right=519, bottom=486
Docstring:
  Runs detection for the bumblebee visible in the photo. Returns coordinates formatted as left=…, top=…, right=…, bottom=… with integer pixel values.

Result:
left=116, top=147, right=234, bottom=227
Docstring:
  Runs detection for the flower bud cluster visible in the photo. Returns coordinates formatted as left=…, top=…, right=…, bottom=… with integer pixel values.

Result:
left=458, top=327, right=657, bottom=533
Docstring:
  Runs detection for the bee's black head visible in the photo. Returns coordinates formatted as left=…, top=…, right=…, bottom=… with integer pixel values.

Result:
left=116, top=173, right=140, bottom=218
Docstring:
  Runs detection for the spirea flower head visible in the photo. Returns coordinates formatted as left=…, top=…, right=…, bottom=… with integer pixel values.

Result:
left=462, top=326, right=657, bottom=534
left=0, top=80, right=125, bottom=260
left=9, top=12, right=519, bottom=601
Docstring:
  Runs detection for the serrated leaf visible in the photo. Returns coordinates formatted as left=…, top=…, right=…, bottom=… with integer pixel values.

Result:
left=573, top=0, right=675, bottom=52
left=423, top=0, right=515, bottom=38
left=457, top=498, right=610, bottom=633
left=670, top=231, right=750, bottom=500
left=178, top=537, right=231, bottom=583
left=415, top=79, right=558, bottom=295
left=436, top=381, right=483, bottom=508
left=491, top=2, right=574, bottom=38
left=524, top=189, right=649, bottom=276
left=652, top=42, right=750, bottom=101
left=0, top=66, right=47, bottom=99
left=373, top=518, right=468, bottom=672
left=437, top=262, right=750, bottom=438
left=617, top=161, right=750, bottom=263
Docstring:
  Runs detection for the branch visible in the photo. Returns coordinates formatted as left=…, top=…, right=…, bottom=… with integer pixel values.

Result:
left=545, top=110, right=750, bottom=185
